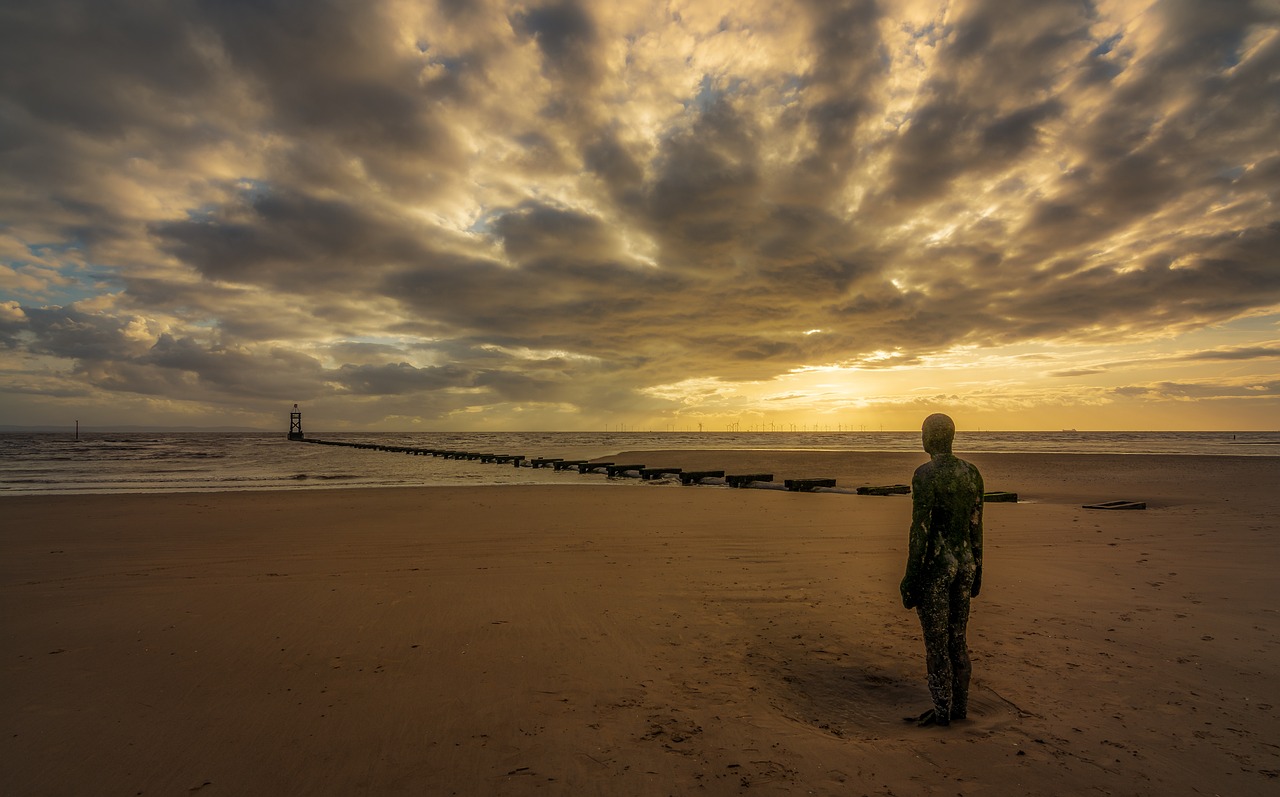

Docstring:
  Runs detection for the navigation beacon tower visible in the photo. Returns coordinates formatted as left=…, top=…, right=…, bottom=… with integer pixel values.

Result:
left=288, top=403, right=304, bottom=441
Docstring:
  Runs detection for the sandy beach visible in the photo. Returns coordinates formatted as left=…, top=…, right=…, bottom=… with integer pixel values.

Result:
left=3, top=451, right=1279, bottom=795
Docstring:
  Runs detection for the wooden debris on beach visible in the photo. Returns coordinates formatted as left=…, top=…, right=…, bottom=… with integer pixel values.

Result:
left=1082, top=500, right=1146, bottom=510
left=529, top=458, right=563, bottom=468
left=983, top=491, right=1019, bottom=503
left=553, top=460, right=589, bottom=471
left=856, top=484, right=910, bottom=496
left=606, top=464, right=646, bottom=477
left=784, top=478, right=837, bottom=492
left=578, top=462, right=613, bottom=474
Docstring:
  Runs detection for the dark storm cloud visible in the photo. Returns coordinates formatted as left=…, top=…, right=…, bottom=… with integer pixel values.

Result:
left=324, top=341, right=411, bottom=363
left=883, top=95, right=1065, bottom=208
left=13, top=303, right=330, bottom=403
left=1049, top=368, right=1106, bottom=378
left=1180, top=346, right=1280, bottom=362
left=0, top=0, right=218, bottom=138
left=973, top=225, right=1280, bottom=344
left=878, top=0, right=1090, bottom=208
left=511, top=0, right=600, bottom=86
left=152, top=189, right=444, bottom=289
left=757, top=254, right=872, bottom=298
left=494, top=202, right=620, bottom=264
left=641, top=97, right=764, bottom=256
left=334, top=362, right=474, bottom=395
left=1045, top=341, right=1280, bottom=379
left=22, top=306, right=144, bottom=361
left=0, top=0, right=250, bottom=260
left=140, top=334, right=328, bottom=399
left=192, top=0, right=465, bottom=196
left=384, top=248, right=687, bottom=342
left=1115, top=379, right=1280, bottom=400
left=473, top=369, right=570, bottom=402
left=926, top=242, right=1266, bottom=352
left=0, top=302, right=27, bottom=346
left=581, top=130, right=645, bottom=200
left=779, top=0, right=888, bottom=200
left=1015, top=0, right=1280, bottom=256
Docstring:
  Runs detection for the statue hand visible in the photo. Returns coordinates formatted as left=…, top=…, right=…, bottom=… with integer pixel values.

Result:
left=900, top=578, right=918, bottom=610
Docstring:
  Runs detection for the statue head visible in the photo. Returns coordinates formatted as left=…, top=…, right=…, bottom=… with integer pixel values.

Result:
left=921, top=413, right=955, bottom=456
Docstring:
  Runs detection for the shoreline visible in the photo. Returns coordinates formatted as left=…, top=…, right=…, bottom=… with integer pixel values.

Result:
left=4, top=449, right=1278, bottom=502
left=3, top=455, right=1279, bottom=794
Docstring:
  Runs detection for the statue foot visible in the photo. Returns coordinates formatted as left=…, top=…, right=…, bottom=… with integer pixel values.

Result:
left=902, top=709, right=949, bottom=727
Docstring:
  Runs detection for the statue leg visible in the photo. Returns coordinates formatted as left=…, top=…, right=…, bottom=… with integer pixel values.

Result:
left=947, top=569, right=975, bottom=720
left=915, top=576, right=953, bottom=725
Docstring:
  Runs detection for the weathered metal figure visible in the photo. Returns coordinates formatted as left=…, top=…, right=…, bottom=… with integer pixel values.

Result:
left=900, top=413, right=984, bottom=726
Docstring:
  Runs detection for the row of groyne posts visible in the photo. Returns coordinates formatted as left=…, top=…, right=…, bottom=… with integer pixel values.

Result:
left=298, top=435, right=822, bottom=489
left=288, top=438, right=1018, bottom=504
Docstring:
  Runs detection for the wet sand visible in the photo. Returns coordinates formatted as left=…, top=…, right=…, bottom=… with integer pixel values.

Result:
left=3, top=452, right=1279, bottom=795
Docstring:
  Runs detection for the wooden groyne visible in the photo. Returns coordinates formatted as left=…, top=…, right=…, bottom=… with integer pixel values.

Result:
left=784, top=478, right=837, bottom=492
left=290, top=437, right=1020, bottom=500
left=678, top=470, right=725, bottom=485
left=726, top=473, right=772, bottom=488
left=641, top=467, right=682, bottom=480
left=856, top=484, right=911, bottom=496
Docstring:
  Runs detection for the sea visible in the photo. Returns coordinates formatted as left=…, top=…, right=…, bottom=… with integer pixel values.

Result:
left=1, top=430, right=1277, bottom=496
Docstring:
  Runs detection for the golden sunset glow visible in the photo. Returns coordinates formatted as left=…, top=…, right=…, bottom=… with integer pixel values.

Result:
left=2, top=1, right=1278, bottom=430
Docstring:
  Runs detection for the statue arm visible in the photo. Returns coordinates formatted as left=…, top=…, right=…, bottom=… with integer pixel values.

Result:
left=900, top=470, right=931, bottom=609
left=970, top=468, right=984, bottom=597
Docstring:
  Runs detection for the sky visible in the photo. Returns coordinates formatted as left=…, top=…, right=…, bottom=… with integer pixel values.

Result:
left=2, top=0, right=1278, bottom=432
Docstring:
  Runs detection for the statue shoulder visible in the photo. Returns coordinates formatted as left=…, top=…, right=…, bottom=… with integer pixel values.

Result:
left=912, top=460, right=937, bottom=487
left=959, top=457, right=984, bottom=487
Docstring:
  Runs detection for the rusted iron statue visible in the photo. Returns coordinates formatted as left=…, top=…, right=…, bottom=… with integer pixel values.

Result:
left=900, top=413, right=984, bottom=727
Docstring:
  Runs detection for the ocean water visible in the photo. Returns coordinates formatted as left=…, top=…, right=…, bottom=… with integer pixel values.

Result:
left=1, top=430, right=1276, bottom=496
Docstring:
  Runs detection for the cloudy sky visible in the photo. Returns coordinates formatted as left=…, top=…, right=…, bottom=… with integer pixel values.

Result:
left=2, top=0, right=1278, bottom=431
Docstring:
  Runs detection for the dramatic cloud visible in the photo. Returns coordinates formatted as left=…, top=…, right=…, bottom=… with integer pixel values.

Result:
left=2, top=0, right=1278, bottom=429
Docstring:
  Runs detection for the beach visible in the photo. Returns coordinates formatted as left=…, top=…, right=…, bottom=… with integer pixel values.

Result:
left=3, top=451, right=1278, bottom=795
